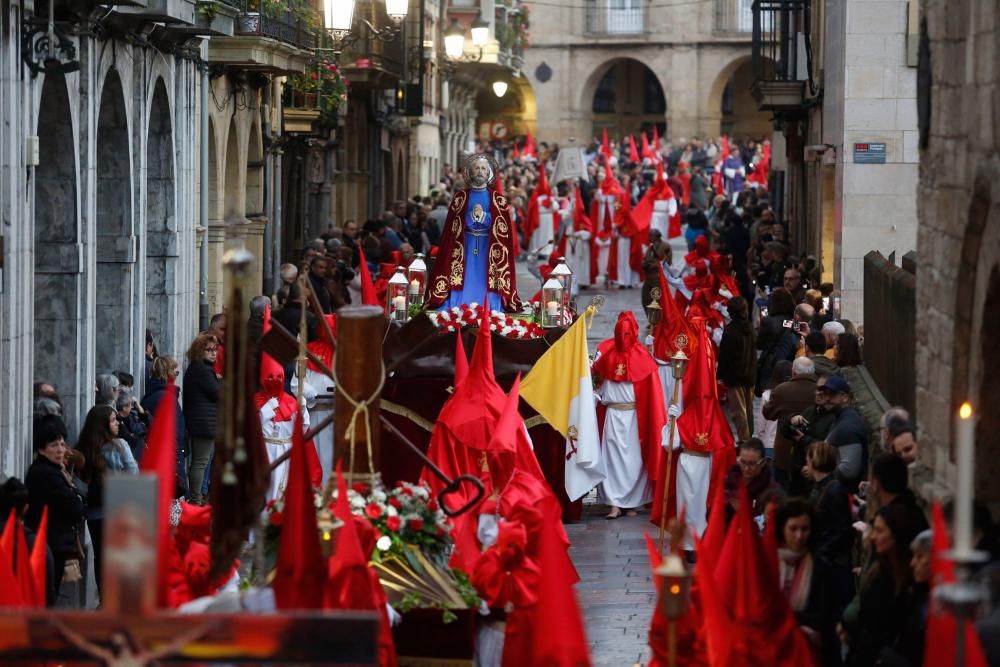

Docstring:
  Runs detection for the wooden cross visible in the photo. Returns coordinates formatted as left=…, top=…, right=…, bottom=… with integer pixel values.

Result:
left=0, top=476, right=378, bottom=666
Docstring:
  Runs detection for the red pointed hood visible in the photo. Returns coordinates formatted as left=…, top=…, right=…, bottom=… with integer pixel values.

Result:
left=614, top=178, right=641, bottom=235
left=532, top=510, right=592, bottom=667
left=600, top=128, right=611, bottom=160
left=273, top=412, right=326, bottom=610
left=535, top=163, right=551, bottom=197
left=29, top=507, right=48, bottom=607
left=653, top=265, right=699, bottom=361
left=572, top=187, right=593, bottom=233
left=512, top=143, right=521, bottom=160
left=357, top=245, right=379, bottom=306
left=138, top=377, right=179, bottom=607
left=325, top=463, right=377, bottom=611
left=641, top=132, right=653, bottom=160
left=628, top=135, right=640, bottom=163
left=258, top=304, right=285, bottom=395
left=652, top=127, right=661, bottom=160
left=494, top=172, right=506, bottom=197
left=307, top=314, right=337, bottom=371
left=720, top=135, right=730, bottom=161
left=486, top=374, right=522, bottom=491
left=677, top=322, right=718, bottom=453
left=0, top=512, right=24, bottom=608
left=524, top=129, right=537, bottom=158
left=436, top=302, right=506, bottom=450
left=593, top=311, right=657, bottom=383
left=599, top=155, right=623, bottom=196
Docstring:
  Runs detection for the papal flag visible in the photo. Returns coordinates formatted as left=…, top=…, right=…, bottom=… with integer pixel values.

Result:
left=521, top=307, right=605, bottom=501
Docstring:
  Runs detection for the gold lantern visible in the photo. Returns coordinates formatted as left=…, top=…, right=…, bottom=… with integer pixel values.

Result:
left=386, top=267, right=409, bottom=323
left=540, top=277, right=564, bottom=328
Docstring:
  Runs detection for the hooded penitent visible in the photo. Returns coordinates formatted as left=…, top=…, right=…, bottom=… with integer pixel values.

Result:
left=684, top=235, right=719, bottom=270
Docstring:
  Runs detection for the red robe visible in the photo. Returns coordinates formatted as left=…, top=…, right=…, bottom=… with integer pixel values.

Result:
left=593, top=312, right=668, bottom=489
left=425, top=187, right=522, bottom=312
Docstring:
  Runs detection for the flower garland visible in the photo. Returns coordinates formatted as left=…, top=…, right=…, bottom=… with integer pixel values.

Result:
left=426, top=302, right=546, bottom=340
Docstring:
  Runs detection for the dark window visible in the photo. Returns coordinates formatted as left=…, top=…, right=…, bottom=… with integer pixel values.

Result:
left=592, top=65, right=617, bottom=113
left=721, top=82, right=734, bottom=115
left=643, top=68, right=666, bottom=114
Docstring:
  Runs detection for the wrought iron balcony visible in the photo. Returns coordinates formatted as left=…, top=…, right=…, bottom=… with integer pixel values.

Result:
left=751, top=0, right=812, bottom=112
left=338, top=1, right=405, bottom=88
left=235, top=9, right=318, bottom=50
left=584, top=0, right=646, bottom=36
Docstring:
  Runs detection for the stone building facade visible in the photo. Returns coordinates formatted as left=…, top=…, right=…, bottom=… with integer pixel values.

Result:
left=0, top=3, right=203, bottom=476
left=522, top=0, right=769, bottom=144
left=916, top=0, right=1000, bottom=510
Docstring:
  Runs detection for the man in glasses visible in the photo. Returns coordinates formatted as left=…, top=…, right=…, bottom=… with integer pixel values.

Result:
left=724, top=438, right=784, bottom=523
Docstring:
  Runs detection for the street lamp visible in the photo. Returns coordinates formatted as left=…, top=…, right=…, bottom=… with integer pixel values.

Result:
left=322, top=0, right=407, bottom=59
left=384, top=0, right=409, bottom=22
left=470, top=13, right=489, bottom=47
left=492, top=79, right=508, bottom=97
left=324, top=0, right=355, bottom=40
left=443, top=19, right=466, bottom=60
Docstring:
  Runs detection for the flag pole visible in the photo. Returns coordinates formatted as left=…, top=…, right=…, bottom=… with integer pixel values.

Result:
left=658, top=381, right=680, bottom=555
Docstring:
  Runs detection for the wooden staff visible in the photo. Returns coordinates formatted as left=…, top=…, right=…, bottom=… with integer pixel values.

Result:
left=335, top=305, right=385, bottom=482
left=658, top=378, right=682, bottom=555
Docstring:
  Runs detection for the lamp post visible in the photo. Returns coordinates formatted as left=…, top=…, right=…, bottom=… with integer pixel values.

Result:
left=322, top=0, right=408, bottom=60
left=658, top=350, right=689, bottom=554
left=492, top=79, right=508, bottom=97
left=440, top=13, right=488, bottom=79
left=654, top=553, right=692, bottom=667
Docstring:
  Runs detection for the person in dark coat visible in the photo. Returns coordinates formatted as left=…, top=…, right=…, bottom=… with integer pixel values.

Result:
left=805, top=441, right=855, bottom=616
left=878, top=529, right=931, bottom=667
left=182, top=334, right=221, bottom=505
left=115, top=387, right=150, bottom=463
left=762, top=356, right=817, bottom=490
left=141, top=355, right=188, bottom=498
left=755, top=287, right=799, bottom=395
left=23, top=415, right=86, bottom=602
left=775, top=498, right=842, bottom=666
left=717, top=296, right=756, bottom=442
left=724, top=438, right=785, bottom=522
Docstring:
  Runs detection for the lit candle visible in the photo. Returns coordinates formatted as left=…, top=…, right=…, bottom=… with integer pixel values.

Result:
left=546, top=301, right=559, bottom=317
left=954, top=402, right=975, bottom=555
left=409, top=279, right=420, bottom=295
left=393, top=295, right=407, bottom=313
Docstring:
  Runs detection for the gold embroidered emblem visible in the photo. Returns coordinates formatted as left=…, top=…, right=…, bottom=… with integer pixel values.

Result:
left=695, top=432, right=709, bottom=447
left=615, top=363, right=626, bottom=377
left=674, top=333, right=689, bottom=350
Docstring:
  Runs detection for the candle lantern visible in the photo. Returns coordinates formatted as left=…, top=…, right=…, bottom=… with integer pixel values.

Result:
left=407, top=253, right=427, bottom=308
left=550, top=258, right=573, bottom=309
left=386, top=267, right=409, bottom=323
left=670, top=350, right=689, bottom=381
left=654, top=554, right=692, bottom=620
left=647, top=300, right=662, bottom=328
left=540, top=277, right=564, bottom=328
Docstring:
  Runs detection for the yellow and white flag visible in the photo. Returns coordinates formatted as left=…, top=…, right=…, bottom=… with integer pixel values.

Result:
left=521, top=307, right=605, bottom=501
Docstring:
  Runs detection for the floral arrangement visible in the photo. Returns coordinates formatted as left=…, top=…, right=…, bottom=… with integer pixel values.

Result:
left=284, top=62, right=349, bottom=113
left=427, top=303, right=546, bottom=340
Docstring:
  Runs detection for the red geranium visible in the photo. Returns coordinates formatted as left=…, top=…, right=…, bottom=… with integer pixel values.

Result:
left=386, top=515, right=402, bottom=531
left=365, top=503, right=383, bottom=519
left=408, top=518, right=424, bottom=531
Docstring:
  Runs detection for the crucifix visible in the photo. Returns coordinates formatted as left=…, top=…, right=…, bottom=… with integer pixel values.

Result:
left=0, top=476, right=378, bottom=666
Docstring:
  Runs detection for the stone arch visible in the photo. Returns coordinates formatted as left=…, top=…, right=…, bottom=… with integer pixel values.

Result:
left=705, top=54, right=775, bottom=139
left=34, top=72, right=83, bottom=430
left=948, top=159, right=1000, bottom=507
left=579, top=56, right=668, bottom=139
left=475, top=74, right=538, bottom=137
left=145, top=77, right=178, bottom=358
left=95, top=68, right=136, bottom=376
left=208, top=117, right=221, bottom=222
left=223, top=117, right=242, bottom=221
left=246, top=120, right=264, bottom=216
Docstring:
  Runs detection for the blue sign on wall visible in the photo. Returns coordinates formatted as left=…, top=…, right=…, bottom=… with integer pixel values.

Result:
left=854, top=142, right=887, bottom=164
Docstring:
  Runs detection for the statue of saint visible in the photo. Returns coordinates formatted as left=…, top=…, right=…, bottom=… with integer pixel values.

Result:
left=425, top=154, right=522, bottom=312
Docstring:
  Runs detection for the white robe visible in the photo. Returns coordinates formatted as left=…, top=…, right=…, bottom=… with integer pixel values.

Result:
left=298, top=367, right=335, bottom=487
left=529, top=196, right=556, bottom=255
left=650, top=197, right=677, bottom=239
left=260, top=399, right=311, bottom=502
left=593, top=193, right=617, bottom=283
left=596, top=380, right=651, bottom=509
left=566, top=230, right=591, bottom=291
left=615, top=235, right=640, bottom=288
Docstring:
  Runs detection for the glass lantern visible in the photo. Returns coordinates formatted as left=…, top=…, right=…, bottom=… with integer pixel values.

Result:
left=540, top=277, right=564, bottom=328
left=407, top=253, right=427, bottom=308
left=386, top=267, right=409, bottom=323
left=550, top=258, right=573, bottom=307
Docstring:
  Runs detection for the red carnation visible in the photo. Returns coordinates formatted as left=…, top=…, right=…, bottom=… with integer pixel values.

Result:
left=401, top=487, right=414, bottom=497
left=386, top=515, right=402, bottom=531
left=365, top=503, right=383, bottom=519
left=352, top=482, right=370, bottom=495
left=269, top=511, right=284, bottom=526
left=408, top=518, right=424, bottom=531
left=388, top=497, right=402, bottom=509
left=428, top=497, right=439, bottom=511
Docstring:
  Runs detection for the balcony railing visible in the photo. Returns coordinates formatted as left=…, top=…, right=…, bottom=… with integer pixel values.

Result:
left=752, top=0, right=809, bottom=81
left=584, top=0, right=645, bottom=35
left=235, top=10, right=318, bottom=50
